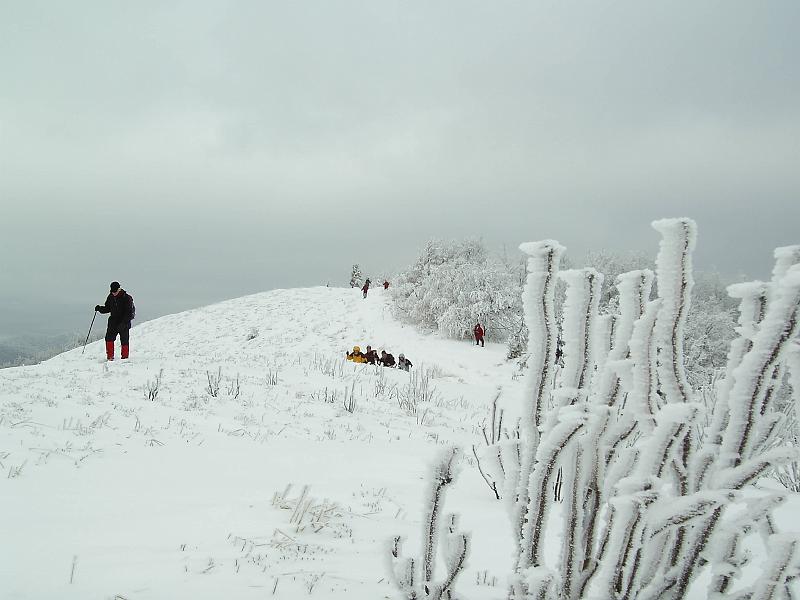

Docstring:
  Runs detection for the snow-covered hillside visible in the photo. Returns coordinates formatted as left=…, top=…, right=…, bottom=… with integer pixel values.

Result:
left=3, top=284, right=798, bottom=600
left=1, top=287, right=520, bottom=600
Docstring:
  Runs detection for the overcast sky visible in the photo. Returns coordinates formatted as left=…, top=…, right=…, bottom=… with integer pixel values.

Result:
left=1, top=1, right=798, bottom=338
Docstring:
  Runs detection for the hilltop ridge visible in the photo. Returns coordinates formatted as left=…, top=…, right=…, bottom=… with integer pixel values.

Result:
left=1, top=286, right=517, bottom=600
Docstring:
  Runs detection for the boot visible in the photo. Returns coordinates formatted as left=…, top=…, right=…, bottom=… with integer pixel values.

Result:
left=121, top=345, right=129, bottom=360
left=106, top=341, right=115, bottom=361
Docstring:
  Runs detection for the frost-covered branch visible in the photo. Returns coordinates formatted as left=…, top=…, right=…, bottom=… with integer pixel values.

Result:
left=388, top=447, right=469, bottom=600
left=652, top=218, right=696, bottom=405
left=502, top=220, right=800, bottom=600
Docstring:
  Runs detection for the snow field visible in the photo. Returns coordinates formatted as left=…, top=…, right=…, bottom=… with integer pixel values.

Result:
left=3, top=283, right=796, bottom=599
left=1, top=287, right=519, bottom=599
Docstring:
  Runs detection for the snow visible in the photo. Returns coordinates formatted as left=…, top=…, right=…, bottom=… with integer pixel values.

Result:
left=2, top=283, right=798, bottom=600
left=0, top=287, right=517, bottom=600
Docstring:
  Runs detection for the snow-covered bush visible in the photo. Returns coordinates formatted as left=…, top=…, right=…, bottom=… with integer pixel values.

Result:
left=501, top=221, right=800, bottom=600
left=271, top=484, right=342, bottom=535
left=391, top=239, right=523, bottom=343
left=578, top=249, right=737, bottom=388
left=350, top=264, right=363, bottom=288
left=205, top=367, right=222, bottom=397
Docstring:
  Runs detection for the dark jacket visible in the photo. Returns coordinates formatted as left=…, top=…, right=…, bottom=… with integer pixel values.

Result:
left=97, top=290, right=134, bottom=328
left=380, top=352, right=396, bottom=367
left=364, top=349, right=379, bottom=365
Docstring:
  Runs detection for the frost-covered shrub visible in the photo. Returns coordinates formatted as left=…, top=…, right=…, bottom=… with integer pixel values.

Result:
left=391, top=239, right=522, bottom=342
left=350, top=264, right=363, bottom=288
left=506, top=325, right=528, bottom=360
left=388, top=447, right=469, bottom=600
left=205, top=367, right=222, bottom=397
left=393, top=240, right=738, bottom=385
left=481, top=223, right=800, bottom=600
left=416, top=219, right=800, bottom=600
left=396, top=366, right=440, bottom=414
left=580, top=248, right=653, bottom=311
left=142, top=368, right=163, bottom=401
left=271, top=484, right=343, bottom=535
left=577, top=249, right=737, bottom=388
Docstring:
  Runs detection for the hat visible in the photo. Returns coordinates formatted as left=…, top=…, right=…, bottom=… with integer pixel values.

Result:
left=110, top=281, right=121, bottom=292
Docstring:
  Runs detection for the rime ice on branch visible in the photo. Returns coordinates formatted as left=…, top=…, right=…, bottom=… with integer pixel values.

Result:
left=504, top=219, right=800, bottom=600
left=652, top=218, right=696, bottom=406
left=518, top=241, right=566, bottom=433
left=388, top=447, right=469, bottom=600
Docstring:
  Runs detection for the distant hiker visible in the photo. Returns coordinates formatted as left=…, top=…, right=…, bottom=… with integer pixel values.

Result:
left=380, top=350, right=396, bottom=367
left=473, top=322, right=485, bottom=347
left=95, top=281, right=135, bottom=360
left=364, top=345, right=379, bottom=365
left=362, top=278, right=371, bottom=299
left=383, top=280, right=389, bottom=290
left=346, top=345, right=367, bottom=364
left=398, top=353, right=413, bottom=371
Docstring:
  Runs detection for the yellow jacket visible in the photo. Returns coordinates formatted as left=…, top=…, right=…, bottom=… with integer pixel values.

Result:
left=347, top=346, right=367, bottom=363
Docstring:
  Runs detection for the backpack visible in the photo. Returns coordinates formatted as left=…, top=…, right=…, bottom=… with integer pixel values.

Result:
left=129, top=295, right=136, bottom=320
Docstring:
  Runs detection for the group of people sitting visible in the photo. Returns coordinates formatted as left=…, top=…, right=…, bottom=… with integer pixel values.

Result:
left=346, top=345, right=413, bottom=371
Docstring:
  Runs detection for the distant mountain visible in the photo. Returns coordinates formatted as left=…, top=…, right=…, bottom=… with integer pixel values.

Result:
left=0, top=331, right=101, bottom=367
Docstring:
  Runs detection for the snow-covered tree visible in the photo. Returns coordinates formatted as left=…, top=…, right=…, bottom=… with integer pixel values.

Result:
left=350, top=264, right=363, bottom=288
left=391, top=239, right=522, bottom=343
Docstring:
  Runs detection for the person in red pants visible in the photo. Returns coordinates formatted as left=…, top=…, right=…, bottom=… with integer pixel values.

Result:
left=95, top=281, right=135, bottom=360
left=473, top=322, right=485, bottom=347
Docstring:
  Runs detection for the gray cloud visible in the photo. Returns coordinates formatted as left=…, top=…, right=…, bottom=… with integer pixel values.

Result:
left=1, top=1, right=798, bottom=337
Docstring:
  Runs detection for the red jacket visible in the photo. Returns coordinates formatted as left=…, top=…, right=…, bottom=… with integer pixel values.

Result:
left=474, top=324, right=484, bottom=338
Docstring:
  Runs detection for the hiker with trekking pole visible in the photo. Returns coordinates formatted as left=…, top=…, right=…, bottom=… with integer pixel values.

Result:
left=89, top=281, right=135, bottom=361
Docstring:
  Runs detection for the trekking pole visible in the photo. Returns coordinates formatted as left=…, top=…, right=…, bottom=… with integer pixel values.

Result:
left=82, top=311, right=97, bottom=354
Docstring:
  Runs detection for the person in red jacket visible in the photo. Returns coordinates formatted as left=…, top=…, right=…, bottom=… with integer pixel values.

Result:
left=95, top=281, right=134, bottom=360
left=383, top=280, right=389, bottom=290
left=473, top=322, right=485, bottom=347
